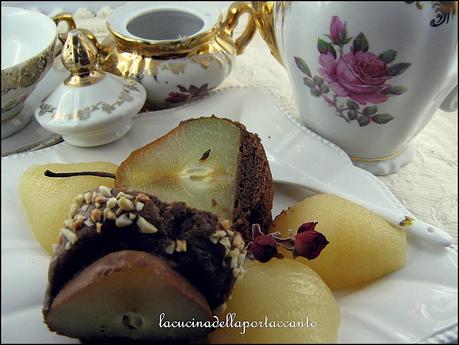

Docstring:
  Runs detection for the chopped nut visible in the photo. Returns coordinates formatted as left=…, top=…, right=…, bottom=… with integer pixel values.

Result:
left=232, top=233, right=245, bottom=250
left=176, top=239, right=187, bottom=252
left=137, top=216, right=158, bottom=234
left=115, top=213, right=133, bottom=227
left=116, top=191, right=126, bottom=199
left=90, top=208, right=102, bottom=222
left=91, top=192, right=97, bottom=203
left=209, top=235, right=219, bottom=244
left=95, top=202, right=101, bottom=209
left=233, top=268, right=241, bottom=278
left=228, top=248, right=240, bottom=258
left=80, top=204, right=89, bottom=212
left=95, top=195, right=108, bottom=204
left=216, top=230, right=228, bottom=238
left=135, top=201, right=144, bottom=211
left=74, top=194, right=84, bottom=207
left=74, top=214, right=86, bottom=222
left=238, top=251, right=247, bottom=265
left=60, top=228, right=77, bottom=244
left=226, top=229, right=235, bottom=237
left=107, top=197, right=117, bottom=209
left=124, top=194, right=134, bottom=200
left=96, top=222, right=103, bottom=234
left=128, top=213, right=137, bottom=220
left=84, top=218, right=94, bottom=227
left=99, top=185, right=112, bottom=198
left=84, top=192, right=92, bottom=204
left=64, top=242, right=72, bottom=250
left=64, top=219, right=73, bottom=227
left=135, top=193, right=150, bottom=203
left=219, top=236, right=231, bottom=248
left=230, top=256, right=238, bottom=269
left=118, top=197, right=134, bottom=211
left=220, top=219, right=231, bottom=230
left=106, top=210, right=116, bottom=220
left=69, top=203, right=78, bottom=218
left=116, top=208, right=124, bottom=216
left=164, top=241, right=176, bottom=254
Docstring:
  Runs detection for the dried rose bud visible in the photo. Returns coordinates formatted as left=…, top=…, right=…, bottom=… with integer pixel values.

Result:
left=247, top=235, right=278, bottom=263
left=293, top=222, right=329, bottom=260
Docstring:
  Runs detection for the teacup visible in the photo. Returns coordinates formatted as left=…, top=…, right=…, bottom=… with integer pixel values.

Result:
left=96, top=1, right=256, bottom=109
left=1, top=7, right=74, bottom=138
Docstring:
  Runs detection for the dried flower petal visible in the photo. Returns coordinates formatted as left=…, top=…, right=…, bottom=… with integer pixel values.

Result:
left=293, top=222, right=329, bottom=260
left=247, top=225, right=278, bottom=263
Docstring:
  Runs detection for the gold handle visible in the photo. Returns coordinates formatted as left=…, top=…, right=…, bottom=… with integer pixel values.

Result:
left=221, top=1, right=257, bottom=55
left=52, top=12, right=77, bottom=45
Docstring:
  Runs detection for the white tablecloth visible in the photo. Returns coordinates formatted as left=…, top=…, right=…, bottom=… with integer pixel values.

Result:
left=28, top=5, right=459, bottom=244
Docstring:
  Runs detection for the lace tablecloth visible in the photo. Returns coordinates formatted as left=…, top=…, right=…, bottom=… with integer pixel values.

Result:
left=36, top=6, right=459, bottom=244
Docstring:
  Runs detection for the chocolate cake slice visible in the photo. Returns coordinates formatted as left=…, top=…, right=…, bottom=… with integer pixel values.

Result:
left=44, top=186, right=247, bottom=341
left=115, top=116, right=273, bottom=240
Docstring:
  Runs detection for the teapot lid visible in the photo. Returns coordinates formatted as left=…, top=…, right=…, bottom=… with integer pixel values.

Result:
left=35, top=29, right=146, bottom=147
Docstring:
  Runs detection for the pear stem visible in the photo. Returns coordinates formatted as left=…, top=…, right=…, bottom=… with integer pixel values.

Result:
left=44, top=170, right=116, bottom=179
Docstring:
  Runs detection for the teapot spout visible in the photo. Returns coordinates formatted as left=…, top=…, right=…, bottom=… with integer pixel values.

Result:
left=251, top=1, right=284, bottom=65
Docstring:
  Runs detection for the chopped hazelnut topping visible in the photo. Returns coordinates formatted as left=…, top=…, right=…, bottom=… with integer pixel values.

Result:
left=135, top=201, right=144, bottom=211
left=95, top=202, right=101, bottom=209
left=135, top=193, right=150, bottom=203
left=124, top=194, right=134, bottom=200
left=81, top=204, right=89, bottom=212
left=106, top=210, right=116, bottom=220
left=107, top=197, right=117, bottom=209
left=64, top=219, right=73, bottom=227
left=115, top=208, right=124, bottom=216
left=219, top=236, right=231, bottom=248
left=226, top=229, right=235, bottom=237
left=95, top=196, right=108, bottom=204
left=90, top=209, right=102, bottom=222
left=91, top=192, right=97, bottom=203
left=232, top=233, right=245, bottom=250
left=213, top=230, right=227, bottom=238
left=176, top=239, right=187, bottom=252
left=84, top=218, right=94, bottom=227
left=232, top=268, right=241, bottom=278
left=137, top=216, right=158, bottom=234
left=164, top=241, right=176, bottom=255
left=84, top=192, right=92, bottom=204
left=128, top=213, right=137, bottom=220
left=60, top=228, right=77, bottom=244
left=74, top=194, right=84, bottom=207
left=116, top=191, right=126, bottom=199
left=118, top=197, right=134, bottom=211
left=102, top=207, right=109, bottom=220
left=64, top=242, right=72, bottom=250
left=115, top=213, right=133, bottom=228
left=99, top=185, right=112, bottom=198
left=96, top=222, right=103, bottom=234
left=209, top=236, right=219, bottom=244
left=69, top=203, right=78, bottom=218
left=230, top=256, right=238, bottom=269
left=220, top=219, right=231, bottom=230
left=238, top=251, right=247, bottom=265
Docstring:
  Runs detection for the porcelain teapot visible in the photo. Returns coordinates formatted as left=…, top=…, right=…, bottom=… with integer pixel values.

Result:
left=252, top=1, right=458, bottom=174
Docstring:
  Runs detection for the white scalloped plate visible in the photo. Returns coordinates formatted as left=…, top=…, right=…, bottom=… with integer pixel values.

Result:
left=1, top=86, right=457, bottom=343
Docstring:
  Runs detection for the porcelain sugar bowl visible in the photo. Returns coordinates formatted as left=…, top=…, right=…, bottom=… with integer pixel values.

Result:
left=35, top=29, right=146, bottom=147
left=97, top=1, right=255, bottom=109
left=252, top=1, right=457, bottom=174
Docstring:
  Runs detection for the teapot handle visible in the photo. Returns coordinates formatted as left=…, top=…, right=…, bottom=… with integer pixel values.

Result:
left=221, top=2, right=257, bottom=55
left=52, top=13, right=102, bottom=57
left=52, top=12, right=77, bottom=46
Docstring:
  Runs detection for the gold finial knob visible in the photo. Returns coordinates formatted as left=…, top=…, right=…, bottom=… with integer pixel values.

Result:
left=62, top=29, right=98, bottom=76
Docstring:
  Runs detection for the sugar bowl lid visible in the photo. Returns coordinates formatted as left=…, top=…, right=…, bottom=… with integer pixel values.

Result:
left=35, top=29, right=146, bottom=147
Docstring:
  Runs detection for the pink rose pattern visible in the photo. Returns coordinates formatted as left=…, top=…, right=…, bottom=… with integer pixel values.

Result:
left=295, top=16, right=411, bottom=126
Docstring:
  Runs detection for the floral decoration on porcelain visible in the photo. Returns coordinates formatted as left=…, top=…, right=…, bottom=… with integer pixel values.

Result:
left=295, top=16, right=411, bottom=126
left=165, top=83, right=211, bottom=104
